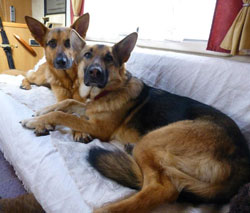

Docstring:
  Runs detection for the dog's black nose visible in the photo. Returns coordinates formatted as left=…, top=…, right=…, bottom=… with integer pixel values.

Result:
left=55, top=56, right=67, bottom=67
left=54, top=53, right=72, bottom=69
left=85, top=64, right=108, bottom=88
left=89, top=67, right=102, bottom=78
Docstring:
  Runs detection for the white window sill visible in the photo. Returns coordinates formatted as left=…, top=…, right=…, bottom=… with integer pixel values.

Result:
left=137, top=39, right=230, bottom=57
left=86, top=35, right=227, bottom=55
left=86, top=36, right=250, bottom=63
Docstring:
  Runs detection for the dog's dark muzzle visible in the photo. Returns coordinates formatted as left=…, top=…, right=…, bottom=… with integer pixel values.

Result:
left=53, top=53, right=72, bottom=69
left=84, top=64, right=108, bottom=88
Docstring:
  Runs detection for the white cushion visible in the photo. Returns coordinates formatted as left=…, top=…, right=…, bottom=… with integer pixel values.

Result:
left=1, top=47, right=249, bottom=213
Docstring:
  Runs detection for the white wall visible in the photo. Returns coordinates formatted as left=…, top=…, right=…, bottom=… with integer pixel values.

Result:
left=31, top=0, right=70, bottom=26
left=32, top=0, right=44, bottom=22
left=66, top=0, right=71, bottom=26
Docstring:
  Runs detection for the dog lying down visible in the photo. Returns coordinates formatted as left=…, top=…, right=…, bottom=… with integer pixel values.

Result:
left=1, top=30, right=250, bottom=213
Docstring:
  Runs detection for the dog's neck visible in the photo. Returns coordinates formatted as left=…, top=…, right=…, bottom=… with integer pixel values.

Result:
left=94, top=90, right=111, bottom=100
left=79, top=71, right=133, bottom=102
left=85, top=76, right=144, bottom=114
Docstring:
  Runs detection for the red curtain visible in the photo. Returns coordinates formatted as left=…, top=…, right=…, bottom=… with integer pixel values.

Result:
left=207, top=0, right=242, bottom=53
left=70, top=0, right=85, bottom=24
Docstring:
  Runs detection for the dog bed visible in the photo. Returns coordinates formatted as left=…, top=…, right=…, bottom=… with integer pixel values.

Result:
left=0, top=46, right=250, bottom=213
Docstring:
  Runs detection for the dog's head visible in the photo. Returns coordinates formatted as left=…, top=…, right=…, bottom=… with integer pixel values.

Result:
left=70, top=30, right=138, bottom=90
left=25, top=13, right=89, bottom=70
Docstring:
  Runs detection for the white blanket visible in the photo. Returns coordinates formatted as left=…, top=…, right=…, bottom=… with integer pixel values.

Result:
left=1, top=47, right=250, bottom=213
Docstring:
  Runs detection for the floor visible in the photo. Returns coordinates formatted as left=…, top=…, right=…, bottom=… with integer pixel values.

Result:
left=0, top=150, right=26, bottom=198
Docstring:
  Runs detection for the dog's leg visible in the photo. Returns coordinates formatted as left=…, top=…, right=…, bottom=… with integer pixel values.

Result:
left=21, top=111, right=97, bottom=137
left=35, top=99, right=86, bottom=116
left=20, top=63, right=47, bottom=90
left=34, top=100, right=92, bottom=142
left=94, top=166, right=178, bottom=213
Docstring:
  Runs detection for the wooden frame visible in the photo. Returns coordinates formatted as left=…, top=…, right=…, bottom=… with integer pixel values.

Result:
left=44, top=0, right=66, bottom=15
left=0, top=22, right=44, bottom=72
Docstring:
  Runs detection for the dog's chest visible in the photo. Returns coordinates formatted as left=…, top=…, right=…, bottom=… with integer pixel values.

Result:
left=48, top=67, right=77, bottom=89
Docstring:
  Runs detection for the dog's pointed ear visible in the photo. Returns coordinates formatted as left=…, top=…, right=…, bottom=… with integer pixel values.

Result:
left=70, top=29, right=86, bottom=53
left=112, top=32, right=138, bottom=66
left=70, top=13, right=90, bottom=39
left=25, top=16, right=48, bottom=47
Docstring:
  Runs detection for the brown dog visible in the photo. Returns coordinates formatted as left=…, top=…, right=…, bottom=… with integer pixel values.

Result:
left=20, top=13, right=89, bottom=103
left=18, top=30, right=250, bottom=213
left=22, top=14, right=91, bottom=142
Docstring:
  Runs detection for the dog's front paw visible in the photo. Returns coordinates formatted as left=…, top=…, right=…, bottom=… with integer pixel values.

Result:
left=20, top=118, right=54, bottom=136
left=73, top=131, right=93, bottom=143
left=20, top=118, right=39, bottom=129
left=20, top=79, right=31, bottom=90
left=34, top=126, right=55, bottom=136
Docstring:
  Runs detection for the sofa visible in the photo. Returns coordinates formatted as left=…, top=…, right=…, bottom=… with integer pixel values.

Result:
left=0, top=46, right=249, bottom=213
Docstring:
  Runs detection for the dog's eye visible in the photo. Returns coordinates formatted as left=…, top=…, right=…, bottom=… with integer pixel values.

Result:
left=84, top=52, right=92, bottom=59
left=47, top=39, right=57, bottom=48
left=104, top=54, right=113, bottom=63
left=64, top=39, right=70, bottom=48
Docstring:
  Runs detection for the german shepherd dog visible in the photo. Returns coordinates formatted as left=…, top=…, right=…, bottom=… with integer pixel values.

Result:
left=8, top=30, right=250, bottom=213
left=20, top=13, right=89, bottom=103
left=22, top=14, right=92, bottom=142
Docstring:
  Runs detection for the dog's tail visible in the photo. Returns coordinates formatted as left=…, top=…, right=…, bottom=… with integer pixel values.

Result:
left=1, top=69, right=26, bottom=76
left=87, top=147, right=143, bottom=190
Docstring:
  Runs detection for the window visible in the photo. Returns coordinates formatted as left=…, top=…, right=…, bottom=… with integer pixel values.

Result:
left=84, top=0, right=216, bottom=42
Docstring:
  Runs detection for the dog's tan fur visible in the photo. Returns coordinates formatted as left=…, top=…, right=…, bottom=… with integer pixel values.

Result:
left=20, top=63, right=48, bottom=90
left=20, top=15, right=91, bottom=141
left=15, top=31, right=250, bottom=213
left=20, top=14, right=89, bottom=103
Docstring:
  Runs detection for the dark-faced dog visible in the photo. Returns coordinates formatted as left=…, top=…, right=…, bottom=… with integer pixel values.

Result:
left=20, top=14, right=89, bottom=103
left=7, top=30, right=250, bottom=213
